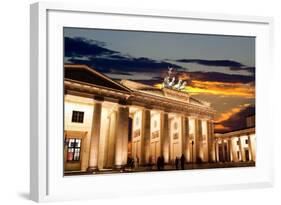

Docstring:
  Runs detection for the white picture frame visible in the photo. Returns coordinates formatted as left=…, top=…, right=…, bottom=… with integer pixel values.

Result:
left=30, top=2, right=274, bottom=202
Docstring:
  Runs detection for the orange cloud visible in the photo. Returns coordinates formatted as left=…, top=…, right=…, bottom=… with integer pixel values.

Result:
left=214, top=124, right=230, bottom=132
left=215, top=103, right=250, bottom=123
left=155, top=80, right=255, bottom=98
left=178, top=73, right=190, bottom=81
left=187, top=80, right=255, bottom=98
left=215, top=107, right=241, bottom=123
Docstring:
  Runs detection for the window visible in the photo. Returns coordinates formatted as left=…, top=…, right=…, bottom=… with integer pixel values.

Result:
left=67, top=138, right=81, bottom=161
left=71, top=111, right=84, bottom=123
left=236, top=140, right=240, bottom=145
left=245, top=139, right=248, bottom=144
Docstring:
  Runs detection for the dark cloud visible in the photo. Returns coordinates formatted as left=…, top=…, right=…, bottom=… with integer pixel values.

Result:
left=65, top=37, right=182, bottom=75
left=68, top=56, right=181, bottom=74
left=175, top=59, right=244, bottom=67
left=113, top=78, right=162, bottom=86
left=173, top=59, right=255, bottom=75
left=64, top=37, right=119, bottom=57
left=215, top=105, right=255, bottom=133
left=230, top=66, right=255, bottom=74
left=128, top=77, right=163, bottom=86
left=108, top=69, right=133, bottom=76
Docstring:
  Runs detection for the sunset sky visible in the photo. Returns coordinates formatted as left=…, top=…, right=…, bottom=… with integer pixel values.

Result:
left=64, top=28, right=255, bottom=133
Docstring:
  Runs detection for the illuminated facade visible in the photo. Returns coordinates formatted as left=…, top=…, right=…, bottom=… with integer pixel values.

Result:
left=214, top=116, right=256, bottom=162
left=64, top=64, right=253, bottom=173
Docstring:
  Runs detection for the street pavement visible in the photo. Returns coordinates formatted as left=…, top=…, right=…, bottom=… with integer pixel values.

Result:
left=64, top=161, right=255, bottom=176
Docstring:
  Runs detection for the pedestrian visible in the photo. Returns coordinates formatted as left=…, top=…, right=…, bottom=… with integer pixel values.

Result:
left=161, top=155, right=165, bottom=170
left=180, top=154, right=185, bottom=170
left=157, top=156, right=161, bottom=171
left=148, top=155, right=153, bottom=170
left=175, top=157, right=179, bottom=170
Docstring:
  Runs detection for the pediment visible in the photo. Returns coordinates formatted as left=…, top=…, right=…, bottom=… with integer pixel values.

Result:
left=64, top=64, right=131, bottom=93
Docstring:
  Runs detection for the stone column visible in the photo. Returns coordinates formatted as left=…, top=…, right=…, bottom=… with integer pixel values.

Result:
left=114, top=105, right=129, bottom=169
left=106, top=111, right=117, bottom=168
left=102, top=115, right=111, bottom=168
left=140, top=108, right=151, bottom=165
left=238, top=137, right=245, bottom=161
left=181, top=116, right=189, bottom=160
left=208, top=121, right=216, bottom=162
left=195, top=119, right=202, bottom=162
left=204, top=121, right=210, bottom=163
left=231, top=138, right=238, bottom=162
left=224, top=140, right=228, bottom=162
left=221, top=139, right=225, bottom=162
left=214, top=140, right=218, bottom=162
left=88, top=101, right=103, bottom=171
left=227, top=138, right=233, bottom=162
left=247, top=135, right=254, bottom=161
left=251, top=135, right=256, bottom=161
left=122, top=107, right=129, bottom=166
left=160, top=111, right=169, bottom=163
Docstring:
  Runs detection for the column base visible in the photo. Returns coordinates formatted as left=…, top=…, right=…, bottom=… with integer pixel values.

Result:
left=114, top=165, right=126, bottom=172
left=87, top=166, right=98, bottom=173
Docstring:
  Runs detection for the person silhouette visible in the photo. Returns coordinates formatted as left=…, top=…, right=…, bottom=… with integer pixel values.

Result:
left=175, top=157, right=179, bottom=170
left=157, top=156, right=161, bottom=171
left=161, top=155, right=165, bottom=170
left=180, top=154, right=185, bottom=170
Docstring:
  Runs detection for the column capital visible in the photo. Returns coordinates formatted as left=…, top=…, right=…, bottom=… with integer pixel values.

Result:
left=160, top=110, right=169, bottom=114
left=142, top=106, right=152, bottom=111
left=118, top=99, right=130, bottom=106
left=117, top=104, right=128, bottom=109
left=137, top=106, right=152, bottom=111
left=93, top=95, right=104, bottom=102
left=180, top=114, right=189, bottom=118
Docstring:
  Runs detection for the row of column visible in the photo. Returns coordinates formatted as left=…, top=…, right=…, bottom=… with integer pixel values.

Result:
left=193, top=119, right=215, bottom=163
left=87, top=100, right=217, bottom=171
left=135, top=109, right=215, bottom=165
left=88, top=100, right=129, bottom=171
left=132, top=110, right=170, bottom=165
left=214, top=135, right=255, bottom=163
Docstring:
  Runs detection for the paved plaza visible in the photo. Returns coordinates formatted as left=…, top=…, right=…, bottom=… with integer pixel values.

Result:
left=65, top=161, right=255, bottom=176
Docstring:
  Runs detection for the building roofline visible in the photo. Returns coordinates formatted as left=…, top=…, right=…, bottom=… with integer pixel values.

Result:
left=215, top=127, right=255, bottom=138
left=64, top=64, right=132, bottom=93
